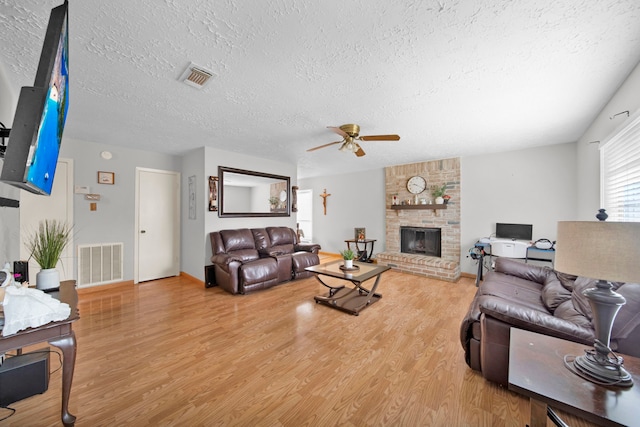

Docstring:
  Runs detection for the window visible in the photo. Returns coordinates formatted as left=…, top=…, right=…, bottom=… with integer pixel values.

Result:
left=600, top=111, right=640, bottom=222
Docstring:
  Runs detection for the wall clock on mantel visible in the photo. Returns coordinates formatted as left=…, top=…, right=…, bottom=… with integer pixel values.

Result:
left=407, top=176, right=426, bottom=194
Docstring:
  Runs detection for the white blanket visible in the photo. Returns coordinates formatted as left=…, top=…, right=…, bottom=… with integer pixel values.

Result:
left=2, top=286, right=71, bottom=336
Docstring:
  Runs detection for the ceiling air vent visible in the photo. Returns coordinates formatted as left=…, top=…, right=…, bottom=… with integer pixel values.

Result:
left=179, top=62, right=213, bottom=89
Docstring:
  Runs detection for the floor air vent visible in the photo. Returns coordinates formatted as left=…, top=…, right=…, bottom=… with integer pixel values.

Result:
left=77, top=243, right=123, bottom=287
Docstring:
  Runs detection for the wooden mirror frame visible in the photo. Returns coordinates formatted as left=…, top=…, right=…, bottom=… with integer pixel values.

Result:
left=218, top=166, right=290, bottom=217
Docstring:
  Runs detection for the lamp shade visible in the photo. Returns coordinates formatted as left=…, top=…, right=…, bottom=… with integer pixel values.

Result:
left=555, top=221, right=640, bottom=283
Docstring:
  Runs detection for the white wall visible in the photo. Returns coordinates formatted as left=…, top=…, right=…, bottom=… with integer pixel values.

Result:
left=576, top=61, right=640, bottom=219
left=181, top=147, right=205, bottom=283
left=60, top=138, right=180, bottom=281
left=298, top=169, right=386, bottom=255
left=190, top=146, right=297, bottom=280
left=0, top=60, right=20, bottom=265
left=459, top=142, right=577, bottom=274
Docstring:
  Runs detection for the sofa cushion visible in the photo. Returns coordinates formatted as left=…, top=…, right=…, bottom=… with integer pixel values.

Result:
left=540, top=274, right=572, bottom=313
left=292, top=251, right=320, bottom=273
left=220, top=229, right=257, bottom=252
left=266, top=227, right=296, bottom=254
left=569, top=277, right=597, bottom=320
left=239, top=257, right=278, bottom=286
left=478, top=295, right=595, bottom=344
left=553, top=299, right=593, bottom=330
left=613, top=283, right=640, bottom=339
left=478, top=271, right=547, bottom=313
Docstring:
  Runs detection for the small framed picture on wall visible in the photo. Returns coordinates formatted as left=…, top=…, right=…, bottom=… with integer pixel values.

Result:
left=98, top=171, right=115, bottom=185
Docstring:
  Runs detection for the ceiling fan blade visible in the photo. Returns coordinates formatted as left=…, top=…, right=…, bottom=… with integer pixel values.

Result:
left=307, top=140, right=343, bottom=152
left=354, top=144, right=366, bottom=157
left=327, top=126, right=349, bottom=139
left=358, top=134, right=401, bottom=141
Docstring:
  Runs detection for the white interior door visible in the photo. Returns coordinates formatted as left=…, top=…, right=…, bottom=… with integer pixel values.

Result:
left=135, top=167, right=180, bottom=283
left=297, top=189, right=313, bottom=243
left=20, top=158, right=73, bottom=283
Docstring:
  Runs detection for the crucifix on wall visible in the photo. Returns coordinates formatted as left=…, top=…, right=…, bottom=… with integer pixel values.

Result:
left=320, top=188, right=331, bottom=215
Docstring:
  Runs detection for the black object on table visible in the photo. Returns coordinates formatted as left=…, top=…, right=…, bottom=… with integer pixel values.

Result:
left=344, top=239, right=376, bottom=262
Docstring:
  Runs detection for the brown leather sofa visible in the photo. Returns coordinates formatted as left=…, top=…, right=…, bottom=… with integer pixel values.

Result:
left=210, top=227, right=320, bottom=294
left=460, top=257, right=640, bottom=386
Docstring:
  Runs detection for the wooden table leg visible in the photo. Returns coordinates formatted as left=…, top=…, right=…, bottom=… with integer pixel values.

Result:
left=529, top=398, right=547, bottom=427
left=49, top=332, right=77, bottom=427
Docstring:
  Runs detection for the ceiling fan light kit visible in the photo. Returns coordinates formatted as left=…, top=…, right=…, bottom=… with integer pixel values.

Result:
left=307, top=123, right=400, bottom=157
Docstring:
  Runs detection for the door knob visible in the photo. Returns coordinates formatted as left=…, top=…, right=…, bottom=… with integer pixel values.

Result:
left=140, top=230, right=146, bottom=234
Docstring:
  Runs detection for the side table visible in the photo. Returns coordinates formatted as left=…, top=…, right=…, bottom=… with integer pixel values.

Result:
left=0, top=281, right=79, bottom=426
left=345, top=239, right=376, bottom=262
left=508, top=328, right=640, bottom=427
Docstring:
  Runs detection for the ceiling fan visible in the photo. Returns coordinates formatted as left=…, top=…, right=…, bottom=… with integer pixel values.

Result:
left=307, top=124, right=400, bottom=157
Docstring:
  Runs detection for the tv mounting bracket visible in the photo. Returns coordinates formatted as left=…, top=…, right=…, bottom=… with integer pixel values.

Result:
left=0, top=121, right=19, bottom=208
left=0, top=121, right=10, bottom=158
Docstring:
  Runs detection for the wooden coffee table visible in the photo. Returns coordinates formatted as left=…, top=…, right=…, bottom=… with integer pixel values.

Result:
left=508, top=328, right=640, bottom=427
left=305, top=260, right=390, bottom=315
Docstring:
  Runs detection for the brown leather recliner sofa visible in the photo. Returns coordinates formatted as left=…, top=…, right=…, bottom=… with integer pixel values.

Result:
left=210, top=227, right=321, bottom=295
left=460, top=257, right=640, bottom=386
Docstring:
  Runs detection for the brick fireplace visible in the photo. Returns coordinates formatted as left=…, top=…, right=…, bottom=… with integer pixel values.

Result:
left=377, top=158, right=461, bottom=281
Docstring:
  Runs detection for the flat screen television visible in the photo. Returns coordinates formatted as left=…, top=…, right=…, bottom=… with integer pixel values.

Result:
left=0, top=1, right=69, bottom=196
left=495, top=223, right=533, bottom=241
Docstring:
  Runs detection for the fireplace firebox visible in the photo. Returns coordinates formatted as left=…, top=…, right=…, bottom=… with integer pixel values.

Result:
left=400, top=226, right=441, bottom=257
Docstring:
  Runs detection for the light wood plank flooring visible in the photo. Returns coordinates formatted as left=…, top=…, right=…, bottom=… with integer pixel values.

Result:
left=4, top=264, right=597, bottom=426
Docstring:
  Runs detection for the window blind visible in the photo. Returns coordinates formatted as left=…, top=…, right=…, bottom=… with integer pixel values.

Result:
left=600, top=111, right=640, bottom=222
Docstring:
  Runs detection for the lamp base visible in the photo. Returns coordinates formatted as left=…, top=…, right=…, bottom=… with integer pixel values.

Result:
left=570, top=349, right=633, bottom=387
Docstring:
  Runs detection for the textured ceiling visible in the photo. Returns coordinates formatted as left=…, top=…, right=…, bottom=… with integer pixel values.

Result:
left=1, top=0, right=640, bottom=178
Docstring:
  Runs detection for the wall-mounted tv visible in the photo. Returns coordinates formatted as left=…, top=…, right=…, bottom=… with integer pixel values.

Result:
left=495, top=223, right=533, bottom=241
left=0, top=1, right=69, bottom=196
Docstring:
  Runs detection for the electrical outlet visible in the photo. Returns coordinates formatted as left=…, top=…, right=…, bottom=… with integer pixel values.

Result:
left=84, top=194, right=101, bottom=201
left=74, top=186, right=90, bottom=194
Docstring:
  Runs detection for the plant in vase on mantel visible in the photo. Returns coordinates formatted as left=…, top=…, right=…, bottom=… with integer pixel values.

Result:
left=340, top=249, right=356, bottom=269
left=431, top=184, right=447, bottom=204
left=26, top=219, right=72, bottom=290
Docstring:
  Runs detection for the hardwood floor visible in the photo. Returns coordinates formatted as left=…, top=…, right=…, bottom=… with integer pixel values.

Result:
left=4, top=263, right=597, bottom=426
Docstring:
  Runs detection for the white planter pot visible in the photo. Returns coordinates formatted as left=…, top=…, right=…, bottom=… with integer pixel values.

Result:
left=36, top=268, right=60, bottom=290
left=344, top=259, right=353, bottom=269
left=435, top=196, right=444, bottom=204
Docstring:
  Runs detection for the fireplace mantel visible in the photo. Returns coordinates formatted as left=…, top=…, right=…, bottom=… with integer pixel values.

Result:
left=390, top=204, right=447, bottom=212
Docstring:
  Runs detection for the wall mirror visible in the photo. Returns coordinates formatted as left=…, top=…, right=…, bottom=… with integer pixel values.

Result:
left=218, top=166, right=290, bottom=217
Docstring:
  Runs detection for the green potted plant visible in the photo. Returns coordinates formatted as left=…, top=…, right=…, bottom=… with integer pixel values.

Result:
left=431, top=184, right=447, bottom=204
left=340, top=249, right=356, bottom=269
left=25, top=219, right=72, bottom=290
left=269, top=196, right=279, bottom=210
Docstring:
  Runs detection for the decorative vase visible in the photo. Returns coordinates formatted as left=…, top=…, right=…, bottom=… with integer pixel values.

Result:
left=344, top=259, right=353, bottom=269
left=596, top=209, right=608, bottom=221
left=435, top=196, right=444, bottom=204
left=36, top=268, right=60, bottom=290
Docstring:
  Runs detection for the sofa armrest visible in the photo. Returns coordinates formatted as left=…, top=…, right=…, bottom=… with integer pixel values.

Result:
left=211, top=254, right=243, bottom=273
left=295, top=243, right=320, bottom=254
left=258, top=248, right=286, bottom=257
left=478, top=295, right=594, bottom=344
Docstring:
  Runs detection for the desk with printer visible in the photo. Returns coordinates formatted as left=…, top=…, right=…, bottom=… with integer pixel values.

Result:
left=471, top=223, right=555, bottom=286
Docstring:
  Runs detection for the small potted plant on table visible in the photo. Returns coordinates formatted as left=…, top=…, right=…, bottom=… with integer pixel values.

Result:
left=340, top=249, right=356, bottom=269
left=26, top=219, right=72, bottom=290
